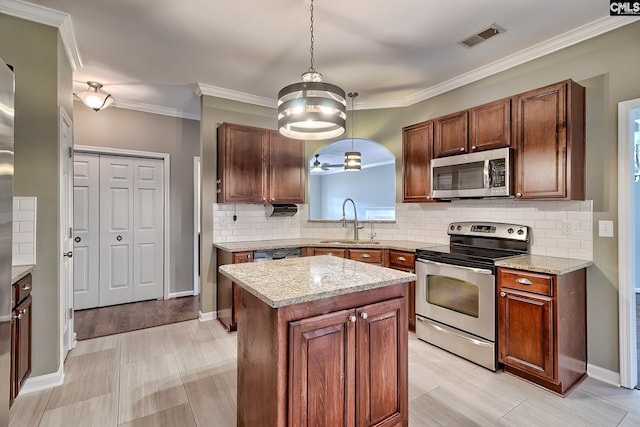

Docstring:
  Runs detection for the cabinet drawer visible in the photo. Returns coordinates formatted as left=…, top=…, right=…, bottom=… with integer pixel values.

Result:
left=233, top=252, right=253, bottom=263
left=348, top=249, right=383, bottom=264
left=13, top=274, right=32, bottom=307
left=313, top=248, right=346, bottom=258
left=498, top=268, right=553, bottom=296
left=389, top=251, right=415, bottom=270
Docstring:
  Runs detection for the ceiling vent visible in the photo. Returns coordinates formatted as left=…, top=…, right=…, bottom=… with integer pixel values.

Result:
left=458, top=24, right=506, bottom=48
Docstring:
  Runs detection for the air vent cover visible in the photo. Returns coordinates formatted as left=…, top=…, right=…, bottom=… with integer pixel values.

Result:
left=458, top=24, right=506, bottom=48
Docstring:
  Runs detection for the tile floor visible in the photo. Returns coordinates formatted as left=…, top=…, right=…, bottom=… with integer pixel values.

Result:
left=9, top=319, right=640, bottom=426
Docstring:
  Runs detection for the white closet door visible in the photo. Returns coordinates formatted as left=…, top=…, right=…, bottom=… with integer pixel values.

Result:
left=99, top=155, right=135, bottom=306
left=132, top=158, right=164, bottom=301
left=73, top=153, right=100, bottom=310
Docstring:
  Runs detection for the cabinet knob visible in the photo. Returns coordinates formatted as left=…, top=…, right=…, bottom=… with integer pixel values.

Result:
left=500, top=291, right=506, bottom=297
left=460, top=147, right=465, bottom=152
left=471, top=145, right=477, bottom=150
left=516, top=192, right=523, bottom=198
left=349, top=315, right=357, bottom=323
left=13, top=309, right=26, bottom=320
left=360, top=312, right=368, bottom=320
left=270, top=197, right=275, bottom=201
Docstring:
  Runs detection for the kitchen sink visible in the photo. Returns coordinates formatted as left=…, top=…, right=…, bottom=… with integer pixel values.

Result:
left=319, top=240, right=381, bottom=245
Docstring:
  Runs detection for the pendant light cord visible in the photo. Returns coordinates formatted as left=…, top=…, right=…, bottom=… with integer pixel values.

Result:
left=308, top=0, right=316, bottom=73
left=349, top=92, right=358, bottom=150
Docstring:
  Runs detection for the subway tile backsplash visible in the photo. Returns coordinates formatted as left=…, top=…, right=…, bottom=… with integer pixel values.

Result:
left=13, top=197, right=37, bottom=266
left=213, top=199, right=593, bottom=261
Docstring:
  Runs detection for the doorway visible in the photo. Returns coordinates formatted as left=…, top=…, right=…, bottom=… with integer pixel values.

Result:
left=617, top=98, right=640, bottom=389
left=72, top=146, right=170, bottom=311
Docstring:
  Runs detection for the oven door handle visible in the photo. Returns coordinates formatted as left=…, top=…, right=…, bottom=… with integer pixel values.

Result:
left=416, top=259, right=493, bottom=275
left=417, top=317, right=493, bottom=348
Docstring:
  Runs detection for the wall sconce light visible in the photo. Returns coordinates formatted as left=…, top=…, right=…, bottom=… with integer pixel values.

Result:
left=76, top=81, right=114, bottom=111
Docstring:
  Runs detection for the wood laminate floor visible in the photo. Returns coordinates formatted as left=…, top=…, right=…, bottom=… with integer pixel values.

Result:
left=74, top=296, right=200, bottom=341
left=9, top=319, right=640, bottom=427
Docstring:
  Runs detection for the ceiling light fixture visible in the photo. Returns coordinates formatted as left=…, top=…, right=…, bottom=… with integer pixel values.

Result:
left=277, top=0, right=346, bottom=141
left=344, top=92, right=361, bottom=171
left=75, top=81, right=114, bottom=111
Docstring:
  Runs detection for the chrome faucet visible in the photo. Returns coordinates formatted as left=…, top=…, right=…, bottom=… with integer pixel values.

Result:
left=341, top=198, right=364, bottom=241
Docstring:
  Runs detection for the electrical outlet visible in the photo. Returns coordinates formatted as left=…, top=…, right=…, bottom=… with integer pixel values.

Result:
left=561, top=220, right=572, bottom=235
left=598, top=220, right=614, bottom=238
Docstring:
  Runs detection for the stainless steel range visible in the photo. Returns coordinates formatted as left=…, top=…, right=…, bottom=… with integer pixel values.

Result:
left=415, top=222, right=529, bottom=371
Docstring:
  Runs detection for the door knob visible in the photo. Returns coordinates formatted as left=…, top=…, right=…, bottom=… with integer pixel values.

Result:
left=63, top=251, right=73, bottom=258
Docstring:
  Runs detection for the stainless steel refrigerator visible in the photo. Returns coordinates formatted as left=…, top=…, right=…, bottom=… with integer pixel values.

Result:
left=0, top=57, right=15, bottom=426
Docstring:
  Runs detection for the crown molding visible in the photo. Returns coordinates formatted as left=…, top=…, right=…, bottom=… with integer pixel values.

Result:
left=107, top=99, right=200, bottom=121
left=0, top=0, right=83, bottom=70
left=195, top=82, right=276, bottom=108
left=406, top=15, right=640, bottom=106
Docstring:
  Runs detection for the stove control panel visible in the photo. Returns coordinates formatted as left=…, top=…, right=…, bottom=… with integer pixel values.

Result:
left=447, top=222, right=529, bottom=241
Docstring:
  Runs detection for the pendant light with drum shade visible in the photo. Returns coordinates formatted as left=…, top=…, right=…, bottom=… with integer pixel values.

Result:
left=344, top=92, right=361, bottom=171
left=277, top=0, right=346, bottom=140
left=75, top=81, right=114, bottom=111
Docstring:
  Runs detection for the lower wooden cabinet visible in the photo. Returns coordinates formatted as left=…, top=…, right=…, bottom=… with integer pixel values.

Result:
left=236, top=283, right=408, bottom=426
left=389, top=250, right=416, bottom=332
left=289, top=297, right=406, bottom=427
left=216, top=249, right=253, bottom=331
left=497, top=267, right=586, bottom=395
left=10, top=273, right=32, bottom=405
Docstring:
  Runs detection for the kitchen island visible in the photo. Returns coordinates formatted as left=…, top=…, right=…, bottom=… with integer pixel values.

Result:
left=219, top=255, right=415, bottom=427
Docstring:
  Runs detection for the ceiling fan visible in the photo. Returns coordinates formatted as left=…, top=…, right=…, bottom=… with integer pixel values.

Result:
left=312, top=154, right=343, bottom=171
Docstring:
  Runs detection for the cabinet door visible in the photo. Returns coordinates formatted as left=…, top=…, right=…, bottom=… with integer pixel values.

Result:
left=268, top=131, right=305, bottom=204
left=498, top=288, right=554, bottom=380
left=289, top=309, right=356, bottom=427
left=402, top=121, right=433, bottom=202
left=513, top=83, right=567, bottom=199
left=356, top=297, right=407, bottom=427
left=14, top=294, right=32, bottom=396
left=217, top=123, right=268, bottom=203
left=469, top=98, right=511, bottom=152
left=433, top=111, right=468, bottom=158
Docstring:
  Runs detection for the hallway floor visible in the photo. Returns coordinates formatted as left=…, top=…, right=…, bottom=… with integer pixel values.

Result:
left=9, top=319, right=640, bottom=426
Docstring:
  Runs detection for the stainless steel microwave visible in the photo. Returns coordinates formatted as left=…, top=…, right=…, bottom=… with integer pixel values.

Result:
left=431, top=147, right=512, bottom=199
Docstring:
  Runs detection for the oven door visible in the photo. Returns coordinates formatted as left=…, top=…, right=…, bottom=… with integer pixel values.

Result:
left=415, top=259, right=495, bottom=341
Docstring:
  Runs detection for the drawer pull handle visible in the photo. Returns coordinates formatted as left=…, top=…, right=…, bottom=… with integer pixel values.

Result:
left=361, top=254, right=371, bottom=258
left=22, top=285, right=31, bottom=291
left=397, top=256, right=406, bottom=261
left=515, top=278, right=532, bottom=285
left=327, top=252, right=334, bottom=256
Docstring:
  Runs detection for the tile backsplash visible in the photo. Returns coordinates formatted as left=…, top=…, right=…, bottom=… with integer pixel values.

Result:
left=13, top=197, right=37, bottom=266
left=213, top=199, right=593, bottom=261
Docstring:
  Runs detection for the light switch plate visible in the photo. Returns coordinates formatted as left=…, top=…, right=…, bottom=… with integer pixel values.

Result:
left=598, top=220, right=614, bottom=237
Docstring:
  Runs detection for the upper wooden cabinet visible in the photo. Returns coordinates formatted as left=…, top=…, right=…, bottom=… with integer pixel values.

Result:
left=402, top=120, right=434, bottom=202
left=469, top=97, right=511, bottom=152
left=433, top=111, right=468, bottom=158
left=513, top=80, right=585, bottom=200
left=217, top=123, right=305, bottom=204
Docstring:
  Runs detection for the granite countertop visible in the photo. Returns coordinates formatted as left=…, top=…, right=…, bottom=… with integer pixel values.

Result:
left=219, top=255, right=416, bottom=308
left=213, top=238, right=434, bottom=253
left=495, top=255, right=593, bottom=275
left=12, top=265, right=35, bottom=283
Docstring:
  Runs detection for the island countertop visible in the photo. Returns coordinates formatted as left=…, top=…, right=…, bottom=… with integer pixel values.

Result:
left=219, top=255, right=416, bottom=308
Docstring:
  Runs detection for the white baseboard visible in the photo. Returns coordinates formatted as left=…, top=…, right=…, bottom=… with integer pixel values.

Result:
left=587, top=363, right=621, bottom=387
left=20, top=368, right=65, bottom=395
left=199, top=310, right=216, bottom=321
left=168, top=290, right=195, bottom=298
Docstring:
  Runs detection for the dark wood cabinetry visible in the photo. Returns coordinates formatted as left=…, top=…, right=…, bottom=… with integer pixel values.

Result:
left=389, top=250, right=416, bottom=332
left=469, top=97, right=511, bottom=152
left=402, top=120, right=434, bottom=202
left=237, top=283, right=408, bottom=427
left=217, top=123, right=305, bottom=204
left=497, top=267, right=586, bottom=395
left=10, top=273, right=32, bottom=405
left=348, top=248, right=384, bottom=265
left=216, top=249, right=253, bottom=331
left=513, top=80, right=585, bottom=200
left=434, top=111, right=469, bottom=158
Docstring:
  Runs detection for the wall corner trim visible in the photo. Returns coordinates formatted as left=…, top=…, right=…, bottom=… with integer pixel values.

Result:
left=587, top=363, right=621, bottom=387
left=19, top=367, right=65, bottom=395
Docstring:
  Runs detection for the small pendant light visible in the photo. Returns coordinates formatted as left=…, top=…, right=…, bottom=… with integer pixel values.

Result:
left=344, top=92, right=361, bottom=171
left=75, top=81, right=114, bottom=111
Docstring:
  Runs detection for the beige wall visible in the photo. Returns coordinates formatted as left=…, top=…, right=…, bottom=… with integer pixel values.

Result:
left=73, top=105, right=200, bottom=294
left=0, top=14, right=70, bottom=376
left=202, top=21, right=640, bottom=372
